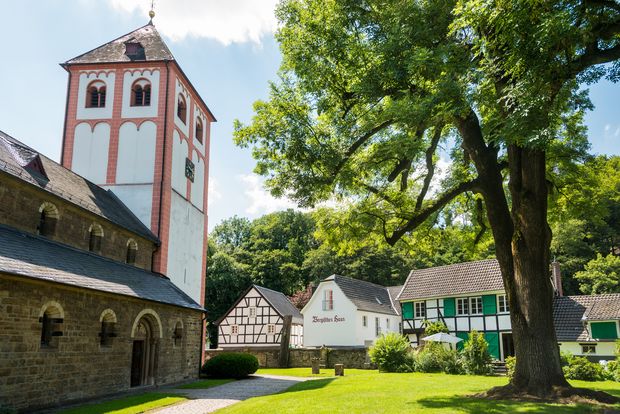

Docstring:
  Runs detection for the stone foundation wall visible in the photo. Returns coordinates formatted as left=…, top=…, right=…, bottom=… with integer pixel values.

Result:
left=205, top=347, right=374, bottom=369
left=0, top=275, right=203, bottom=413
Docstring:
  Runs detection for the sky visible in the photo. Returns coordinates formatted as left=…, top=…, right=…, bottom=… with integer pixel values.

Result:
left=0, top=1, right=618, bottom=231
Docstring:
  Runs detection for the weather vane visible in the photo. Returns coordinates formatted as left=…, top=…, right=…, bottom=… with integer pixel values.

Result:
left=149, top=0, right=155, bottom=22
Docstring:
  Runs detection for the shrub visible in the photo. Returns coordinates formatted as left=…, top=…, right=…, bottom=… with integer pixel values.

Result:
left=461, top=331, right=492, bottom=375
left=562, top=356, right=604, bottom=381
left=603, top=360, right=620, bottom=382
left=422, top=320, right=449, bottom=336
left=505, top=355, right=516, bottom=380
left=369, top=332, right=411, bottom=372
left=201, top=352, right=259, bottom=378
left=414, top=343, right=464, bottom=374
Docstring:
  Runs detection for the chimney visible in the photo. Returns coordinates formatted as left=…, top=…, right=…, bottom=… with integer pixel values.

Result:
left=551, top=261, right=563, bottom=296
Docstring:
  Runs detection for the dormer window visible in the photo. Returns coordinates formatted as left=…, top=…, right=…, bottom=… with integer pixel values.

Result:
left=125, top=41, right=145, bottom=61
left=86, top=81, right=106, bottom=108
left=177, top=95, right=187, bottom=124
left=131, top=79, right=151, bottom=107
left=195, top=117, right=203, bottom=143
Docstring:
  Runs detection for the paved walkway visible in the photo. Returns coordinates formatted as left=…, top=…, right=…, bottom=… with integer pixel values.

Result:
left=149, top=374, right=309, bottom=414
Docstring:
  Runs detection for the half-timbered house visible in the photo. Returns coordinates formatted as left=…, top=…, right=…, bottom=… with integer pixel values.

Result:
left=216, top=285, right=303, bottom=348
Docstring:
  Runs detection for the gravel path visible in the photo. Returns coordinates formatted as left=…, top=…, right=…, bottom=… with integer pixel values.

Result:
left=148, top=375, right=309, bottom=414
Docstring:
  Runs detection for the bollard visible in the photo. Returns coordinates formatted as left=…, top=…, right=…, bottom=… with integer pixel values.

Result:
left=334, top=363, right=344, bottom=376
left=311, top=358, right=320, bottom=375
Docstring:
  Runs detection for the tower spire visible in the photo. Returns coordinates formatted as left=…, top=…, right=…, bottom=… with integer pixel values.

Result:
left=149, top=0, right=155, bottom=24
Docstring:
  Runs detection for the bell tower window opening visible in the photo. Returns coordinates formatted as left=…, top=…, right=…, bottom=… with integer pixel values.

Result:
left=177, top=94, right=187, bottom=124
left=89, top=223, right=104, bottom=253
left=131, top=79, right=151, bottom=107
left=195, top=117, right=203, bottom=143
left=86, top=81, right=106, bottom=108
left=126, top=239, right=138, bottom=265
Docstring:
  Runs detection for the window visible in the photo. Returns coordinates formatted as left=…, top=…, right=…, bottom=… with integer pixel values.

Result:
left=177, top=94, right=187, bottom=124
left=126, top=239, right=138, bottom=265
left=173, top=321, right=183, bottom=347
left=195, top=117, right=203, bottom=143
left=322, top=289, right=333, bottom=311
left=362, top=315, right=367, bottom=327
left=88, top=223, right=103, bottom=253
left=375, top=317, right=381, bottom=336
left=131, top=79, right=151, bottom=106
left=498, top=294, right=510, bottom=313
left=125, top=42, right=145, bottom=60
left=470, top=297, right=483, bottom=315
left=39, top=302, right=64, bottom=348
left=99, top=310, right=117, bottom=347
left=249, top=307, right=256, bottom=318
left=456, top=298, right=469, bottom=315
left=581, top=344, right=596, bottom=354
left=86, top=81, right=106, bottom=108
left=37, top=202, right=59, bottom=237
left=231, top=325, right=238, bottom=335
left=415, top=301, right=426, bottom=318
left=267, top=324, right=276, bottom=334
left=386, top=318, right=390, bottom=329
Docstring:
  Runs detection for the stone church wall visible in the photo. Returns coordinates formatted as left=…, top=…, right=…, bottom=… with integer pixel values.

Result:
left=0, top=275, right=203, bottom=412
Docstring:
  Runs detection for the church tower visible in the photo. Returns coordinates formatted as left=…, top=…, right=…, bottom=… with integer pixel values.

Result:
left=60, top=21, right=214, bottom=306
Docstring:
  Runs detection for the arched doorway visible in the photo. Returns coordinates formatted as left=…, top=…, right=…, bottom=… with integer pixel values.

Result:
left=130, top=315, right=159, bottom=387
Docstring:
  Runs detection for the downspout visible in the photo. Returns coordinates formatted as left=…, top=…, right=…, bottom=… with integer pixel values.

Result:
left=151, top=60, right=171, bottom=271
left=60, top=67, right=72, bottom=166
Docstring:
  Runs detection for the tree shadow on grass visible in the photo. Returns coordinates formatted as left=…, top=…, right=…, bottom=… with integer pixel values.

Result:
left=416, top=395, right=618, bottom=414
left=56, top=392, right=185, bottom=414
left=278, top=378, right=336, bottom=394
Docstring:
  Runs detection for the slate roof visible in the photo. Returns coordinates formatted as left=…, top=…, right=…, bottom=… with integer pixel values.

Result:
left=327, top=275, right=399, bottom=315
left=255, top=285, right=304, bottom=325
left=0, top=225, right=202, bottom=311
left=552, top=294, right=620, bottom=342
left=398, top=259, right=503, bottom=301
left=64, top=23, right=174, bottom=65
left=0, top=130, right=157, bottom=242
left=387, top=285, right=403, bottom=316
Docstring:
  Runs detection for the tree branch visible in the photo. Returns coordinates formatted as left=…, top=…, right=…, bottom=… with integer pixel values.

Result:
left=571, top=43, right=620, bottom=75
left=415, top=124, right=444, bottom=212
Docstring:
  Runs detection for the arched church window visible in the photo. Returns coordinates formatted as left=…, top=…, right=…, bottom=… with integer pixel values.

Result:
left=131, top=79, right=151, bottom=107
left=126, top=239, right=138, bottom=265
left=88, top=223, right=104, bottom=253
left=86, top=81, right=106, bottom=108
left=173, top=321, right=183, bottom=347
left=195, top=117, right=203, bottom=144
left=39, top=302, right=64, bottom=348
left=37, top=202, right=59, bottom=237
left=177, top=94, right=187, bottom=124
left=99, top=309, right=117, bottom=347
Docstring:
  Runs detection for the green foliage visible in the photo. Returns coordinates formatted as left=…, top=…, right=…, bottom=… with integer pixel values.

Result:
left=201, top=353, right=259, bottom=379
left=410, top=344, right=464, bottom=375
left=562, top=356, right=604, bottom=382
left=368, top=332, right=411, bottom=373
left=422, top=321, right=449, bottom=336
left=505, top=356, right=516, bottom=380
left=575, top=253, right=620, bottom=294
left=461, top=331, right=492, bottom=375
left=603, top=360, right=620, bottom=382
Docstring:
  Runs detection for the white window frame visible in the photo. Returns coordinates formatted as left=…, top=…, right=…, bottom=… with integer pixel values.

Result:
left=414, top=301, right=426, bottom=318
left=231, top=325, right=239, bottom=336
left=456, top=298, right=469, bottom=315
left=498, top=294, right=510, bottom=313
left=581, top=343, right=596, bottom=354
left=322, top=289, right=334, bottom=311
left=470, top=297, right=483, bottom=315
left=267, top=324, right=276, bottom=335
left=248, top=307, right=257, bottom=318
left=362, top=315, right=368, bottom=327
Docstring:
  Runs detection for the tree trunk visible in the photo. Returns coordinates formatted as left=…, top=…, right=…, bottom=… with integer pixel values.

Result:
left=505, top=145, right=568, bottom=395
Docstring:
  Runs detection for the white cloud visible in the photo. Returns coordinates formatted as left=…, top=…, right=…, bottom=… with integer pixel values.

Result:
left=208, top=176, right=222, bottom=205
left=614, top=127, right=620, bottom=138
left=239, top=173, right=299, bottom=215
left=604, top=123, right=611, bottom=132
left=107, top=0, right=278, bottom=45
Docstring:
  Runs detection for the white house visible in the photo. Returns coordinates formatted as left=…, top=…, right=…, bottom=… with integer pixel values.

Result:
left=302, top=274, right=402, bottom=347
left=216, top=285, right=303, bottom=348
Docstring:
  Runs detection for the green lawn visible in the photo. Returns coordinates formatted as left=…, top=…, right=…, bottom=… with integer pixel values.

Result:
left=178, top=378, right=235, bottom=389
left=57, top=392, right=186, bottom=414
left=215, top=371, right=620, bottom=414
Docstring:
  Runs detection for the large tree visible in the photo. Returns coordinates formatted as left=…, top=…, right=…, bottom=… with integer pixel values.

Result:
left=234, top=0, right=620, bottom=399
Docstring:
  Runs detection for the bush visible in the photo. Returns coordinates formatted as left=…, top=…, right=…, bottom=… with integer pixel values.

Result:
left=413, top=343, right=464, bottom=374
left=461, top=331, right=492, bottom=375
left=369, top=332, right=411, bottom=372
left=505, top=355, right=516, bottom=380
left=201, top=352, right=259, bottom=378
left=422, top=320, right=449, bottom=336
left=562, top=356, right=604, bottom=381
left=603, top=360, right=620, bottom=382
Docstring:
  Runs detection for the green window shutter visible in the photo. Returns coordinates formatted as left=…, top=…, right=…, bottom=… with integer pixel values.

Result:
left=456, top=332, right=469, bottom=351
left=443, top=298, right=455, bottom=317
left=482, top=295, right=497, bottom=315
left=402, top=302, right=414, bottom=319
left=484, top=332, right=500, bottom=359
left=591, top=322, right=618, bottom=340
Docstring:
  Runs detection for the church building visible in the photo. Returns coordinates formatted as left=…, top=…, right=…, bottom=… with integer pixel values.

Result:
left=0, top=16, right=213, bottom=413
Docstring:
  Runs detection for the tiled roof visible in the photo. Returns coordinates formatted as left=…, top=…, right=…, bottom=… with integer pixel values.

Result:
left=0, top=225, right=202, bottom=311
left=552, top=294, right=620, bottom=342
left=255, top=285, right=303, bottom=325
left=64, top=23, right=174, bottom=65
left=328, top=275, right=399, bottom=315
left=398, top=259, right=503, bottom=301
left=387, top=285, right=403, bottom=316
left=0, top=130, right=157, bottom=242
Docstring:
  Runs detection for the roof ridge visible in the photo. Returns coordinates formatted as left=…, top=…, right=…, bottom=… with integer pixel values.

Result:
left=254, top=284, right=287, bottom=295
left=332, top=274, right=391, bottom=290
left=410, top=258, right=498, bottom=273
